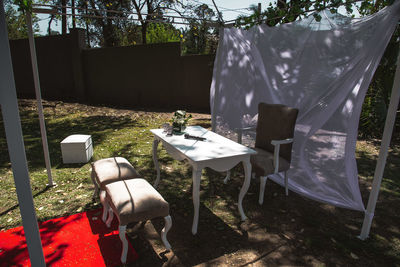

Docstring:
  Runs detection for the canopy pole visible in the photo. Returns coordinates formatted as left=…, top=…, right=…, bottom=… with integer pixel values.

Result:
left=26, top=11, right=54, bottom=186
left=211, top=27, right=224, bottom=132
left=359, top=43, right=400, bottom=240
left=0, top=1, right=45, bottom=265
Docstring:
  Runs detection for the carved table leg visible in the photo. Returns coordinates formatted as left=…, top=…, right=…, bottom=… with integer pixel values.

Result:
left=223, top=170, right=231, bottom=184
left=238, top=157, right=252, bottom=221
left=152, top=137, right=161, bottom=188
left=191, top=168, right=202, bottom=235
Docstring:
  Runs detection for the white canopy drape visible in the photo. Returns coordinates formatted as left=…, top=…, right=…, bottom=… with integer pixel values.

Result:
left=211, top=2, right=400, bottom=212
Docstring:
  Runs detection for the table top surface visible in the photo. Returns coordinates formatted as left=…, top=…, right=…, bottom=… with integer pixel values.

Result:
left=151, top=126, right=256, bottom=162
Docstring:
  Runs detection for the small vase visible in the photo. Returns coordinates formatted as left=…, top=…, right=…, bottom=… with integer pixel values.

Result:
left=172, top=123, right=186, bottom=134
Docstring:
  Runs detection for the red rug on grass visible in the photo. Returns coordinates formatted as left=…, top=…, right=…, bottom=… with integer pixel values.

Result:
left=0, top=209, right=138, bottom=266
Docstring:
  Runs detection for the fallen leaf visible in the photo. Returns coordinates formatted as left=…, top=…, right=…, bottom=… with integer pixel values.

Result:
left=350, top=252, right=359, bottom=259
left=283, top=234, right=292, bottom=240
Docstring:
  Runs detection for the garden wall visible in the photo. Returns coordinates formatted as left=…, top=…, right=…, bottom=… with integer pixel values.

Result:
left=9, top=29, right=214, bottom=112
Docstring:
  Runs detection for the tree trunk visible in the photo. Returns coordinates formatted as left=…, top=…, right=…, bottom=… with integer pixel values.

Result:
left=85, top=5, right=90, bottom=47
left=61, top=0, right=67, bottom=34
left=141, top=22, right=147, bottom=44
left=71, top=0, right=76, bottom=29
left=48, top=16, right=54, bottom=35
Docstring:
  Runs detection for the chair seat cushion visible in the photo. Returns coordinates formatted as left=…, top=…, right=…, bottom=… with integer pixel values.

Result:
left=105, top=178, right=169, bottom=225
left=250, top=148, right=290, bottom=177
left=92, top=157, right=140, bottom=189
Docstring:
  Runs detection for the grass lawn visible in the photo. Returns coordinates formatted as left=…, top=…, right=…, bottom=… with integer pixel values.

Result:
left=0, top=99, right=399, bottom=266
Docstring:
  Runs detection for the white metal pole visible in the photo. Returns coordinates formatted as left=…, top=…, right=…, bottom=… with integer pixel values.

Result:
left=359, top=45, right=400, bottom=240
left=0, top=1, right=45, bottom=265
left=26, top=11, right=54, bottom=186
left=211, top=27, right=224, bottom=132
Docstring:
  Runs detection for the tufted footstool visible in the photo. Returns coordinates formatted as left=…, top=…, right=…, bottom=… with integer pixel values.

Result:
left=91, top=157, right=140, bottom=199
left=91, top=157, right=172, bottom=264
left=102, top=179, right=172, bottom=264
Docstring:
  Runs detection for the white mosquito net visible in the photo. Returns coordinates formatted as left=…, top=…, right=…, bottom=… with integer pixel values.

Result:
left=210, top=2, right=400, bottom=211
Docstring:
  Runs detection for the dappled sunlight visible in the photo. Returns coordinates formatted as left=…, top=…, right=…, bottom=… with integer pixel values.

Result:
left=1, top=100, right=399, bottom=265
left=210, top=2, right=400, bottom=213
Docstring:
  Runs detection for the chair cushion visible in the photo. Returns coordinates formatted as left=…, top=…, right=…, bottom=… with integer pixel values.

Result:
left=105, top=178, right=169, bottom=225
left=91, top=157, right=140, bottom=189
left=250, top=148, right=290, bottom=177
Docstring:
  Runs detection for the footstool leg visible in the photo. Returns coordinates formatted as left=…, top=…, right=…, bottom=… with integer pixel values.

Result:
left=105, top=207, right=114, bottom=227
left=119, top=225, right=128, bottom=264
left=161, top=215, right=172, bottom=250
left=90, top=168, right=99, bottom=199
left=99, top=191, right=108, bottom=223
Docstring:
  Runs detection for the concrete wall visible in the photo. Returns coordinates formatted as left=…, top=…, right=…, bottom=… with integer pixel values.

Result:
left=10, top=30, right=214, bottom=112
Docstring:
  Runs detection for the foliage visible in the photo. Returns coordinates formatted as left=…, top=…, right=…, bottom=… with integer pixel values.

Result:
left=170, top=110, right=192, bottom=128
left=12, top=0, right=32, bottom=13
left=146, top=22, right=180, bottom=44
left=182, top=3, right=217, bottom=55
left=74, top=0, right=134, bottom=47
left=359, top=28, right=400, bottom=138
left=4, top=0, right=40, bottom=39
left=235, top=0, right=395, bottom=28
left=131, top=0, right=185, bottom=44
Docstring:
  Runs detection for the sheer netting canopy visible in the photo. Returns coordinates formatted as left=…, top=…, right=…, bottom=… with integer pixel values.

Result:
left=210, top=2, right=400, bottom=211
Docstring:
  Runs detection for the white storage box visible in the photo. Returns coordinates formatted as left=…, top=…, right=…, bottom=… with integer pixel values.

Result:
left=61, top=134, right=93, bottom=164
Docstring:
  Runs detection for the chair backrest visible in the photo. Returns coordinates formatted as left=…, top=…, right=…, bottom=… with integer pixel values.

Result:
left=255, top=103, right=299, bottom=163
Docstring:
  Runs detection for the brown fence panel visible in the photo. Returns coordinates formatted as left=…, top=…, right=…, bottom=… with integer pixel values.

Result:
left=10, top=33, right=76, bottom=100
left=10, top=32, right=214, bottom=112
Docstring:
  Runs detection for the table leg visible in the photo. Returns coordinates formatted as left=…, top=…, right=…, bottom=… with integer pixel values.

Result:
left=238, top=158, right=251, bottom=221
left=152, top=138, right=160, bottom=188
left=191, top=168, right=202, bottom=235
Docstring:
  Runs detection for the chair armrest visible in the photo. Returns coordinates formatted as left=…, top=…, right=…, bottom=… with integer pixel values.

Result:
left=234, top=127, right=256, bottom=144
left=271, top=138, right=293, bottom=173
left=271, top=138, right=293, bottom=145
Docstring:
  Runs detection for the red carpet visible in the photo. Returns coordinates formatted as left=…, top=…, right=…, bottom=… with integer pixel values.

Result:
left=0, top=209, right=138, bottom=266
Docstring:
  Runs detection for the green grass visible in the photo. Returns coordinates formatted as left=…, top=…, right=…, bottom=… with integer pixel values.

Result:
left=0, top=99, right=399, bottom=266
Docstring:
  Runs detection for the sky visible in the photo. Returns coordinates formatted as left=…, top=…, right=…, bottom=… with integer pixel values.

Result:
left=37, top=0, right=270, bottom=34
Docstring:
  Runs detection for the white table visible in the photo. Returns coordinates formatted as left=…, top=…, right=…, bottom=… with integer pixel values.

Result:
left=151, top=126, right=256, bottom=235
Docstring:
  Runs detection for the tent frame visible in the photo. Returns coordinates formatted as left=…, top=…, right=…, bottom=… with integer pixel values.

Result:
left=0, top=1, right=45, bottom=265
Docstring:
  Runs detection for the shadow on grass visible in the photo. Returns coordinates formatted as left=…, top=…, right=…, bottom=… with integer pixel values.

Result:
left=0, top=185, right=51, bottom=217
left=136, top=145, right=400, bottom=266
left=0, top=112, right=144, bottom=171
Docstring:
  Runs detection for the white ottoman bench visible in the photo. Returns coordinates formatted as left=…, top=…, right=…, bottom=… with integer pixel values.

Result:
left=102, top=179, right=172, bottom=264
left=91, top=157, right=172, bottom=264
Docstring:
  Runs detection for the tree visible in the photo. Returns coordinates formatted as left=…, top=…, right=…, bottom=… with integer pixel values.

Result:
left=5, top=0, right=39, bottom=39
left=183, top=3, right=216, bottom=55
left=146, top=22, right=180, bottom=43
left=235, top=0, right=395, bottom=28
left=74, top=0, right=134, bottom=47
left=131, top=0, right=185, bottom=44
